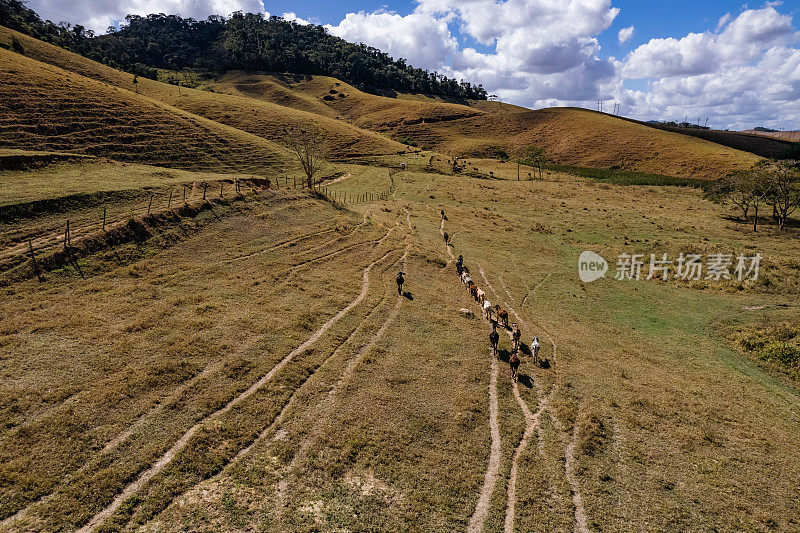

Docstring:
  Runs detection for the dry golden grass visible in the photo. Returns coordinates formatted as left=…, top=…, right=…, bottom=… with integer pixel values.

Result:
left=1, top=161, right=799, bottom=531
left=0, top=155, right=262, bottom=206
left=0, top=48, right=293, bottom=174
left=0, top=27, right=407, bottom=160
left=230, top=73, right=484, bottom=131
left=0, top=25, right=766, bottom=181
left=1, top=20, right=799, bottom=533
left=392, top=107, right=761, bottom=179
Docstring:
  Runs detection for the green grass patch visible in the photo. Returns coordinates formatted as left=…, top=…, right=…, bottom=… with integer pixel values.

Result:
left=545, top=164, right=709, bottom=188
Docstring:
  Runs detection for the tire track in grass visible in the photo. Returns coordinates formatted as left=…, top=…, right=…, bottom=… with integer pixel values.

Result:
left=227, top=226, right=337, bottom=262
left=435, top=223, right=499, bottom=533
left=1, top=228, right=395, bottom=530
left=478, top=267, right=544, bottom=533
left=272, top=244, right=411, bottom=526
left=75, top=245, right=400, bottom=533
left=467, top=346, right=501, bottom=533
left=439, top=216, right=454, bottom=263
left=142, top=246, right=407, bottom=531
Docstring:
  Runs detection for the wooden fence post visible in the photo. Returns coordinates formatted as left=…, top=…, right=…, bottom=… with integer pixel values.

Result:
left=168, top=189, right=173, bottom=208
left=29, top=240, right=44, bottom=282
left=102, top=206, right=106, bottom=231
left=183, top=184, right=187, bottom=203
left=220, top=181, right=224, bottom=197
left=203, top=182, right=208, bottom=200
left=64, top=220, right=69, bottom=252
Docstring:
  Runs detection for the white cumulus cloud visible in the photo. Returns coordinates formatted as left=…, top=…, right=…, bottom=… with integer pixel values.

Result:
left=28, top=0, right=266, bottom=33
left=616, top=5, right=800, bottom=129
left=326, top=11, right=458, bottom=72
left=618, top=25, right=634, bottom=43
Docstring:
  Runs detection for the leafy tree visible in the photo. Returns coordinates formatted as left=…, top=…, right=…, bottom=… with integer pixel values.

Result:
left=763, top=160, right=800, bottom=231
left=519, top=145, right=547, bottom=180
left=708, top=161, right=800, bottom=231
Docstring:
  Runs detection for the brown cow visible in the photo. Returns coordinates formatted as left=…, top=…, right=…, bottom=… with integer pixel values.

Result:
left=511, top=323, right=521, bottom=352
left=489, top=324, right=500, bottom=358
left=509, top=352, right=520, bottom=382
left=494, top=305, right=509, bottom=328
left=469, top=282, right=478, bottom=300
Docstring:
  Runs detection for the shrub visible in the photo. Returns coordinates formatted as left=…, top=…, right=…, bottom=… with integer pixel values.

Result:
left=760, top=342, right=800, bottom=368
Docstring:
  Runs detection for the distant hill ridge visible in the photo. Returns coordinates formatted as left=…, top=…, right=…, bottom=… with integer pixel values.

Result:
left=0, top=21, right=766, bottom=180
left=0, top=0, right=487, bottom=100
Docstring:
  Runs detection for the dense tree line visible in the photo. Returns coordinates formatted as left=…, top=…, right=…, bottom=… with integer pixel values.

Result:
left=1, top=1, right=487, bottom=99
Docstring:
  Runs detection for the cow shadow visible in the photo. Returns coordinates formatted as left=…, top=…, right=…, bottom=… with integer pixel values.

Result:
left=517, top=373, right=534, bottom=389
left=403, top=291, right=413, bottom=300
left=498, top=348, right=511, bottom=363
left=519, top=342, right=532, bottom=356
left=538, top=358, right=551, bottom=369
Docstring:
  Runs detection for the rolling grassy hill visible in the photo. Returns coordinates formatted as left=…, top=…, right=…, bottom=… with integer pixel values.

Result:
left=0, top=27, right=408, bottom=161
left=206, top=70, right=764, bottom=180
left=1, top=12, right=800, bottom=533
left=1, top=25, right=768, bottom=180
left=0, top=47, right=293, bottom=175
left=390, top=107, right=761, bottom=179
left=632, top=121, right=796, bottom=159
left=215, top=73, right=485, bottom=131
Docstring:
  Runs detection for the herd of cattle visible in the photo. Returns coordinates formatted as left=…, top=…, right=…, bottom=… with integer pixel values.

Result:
left=454, top=254, right=540, bottom=383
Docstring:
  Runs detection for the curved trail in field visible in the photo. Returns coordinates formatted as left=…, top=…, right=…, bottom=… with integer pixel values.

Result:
left=76, top=244, right=399, bottom=533
left=435, top=217, right=499, bottom=533
left=439, top=217, right=454, bottom=264
left=481, top=268, right=588, bottom=533
left=433, top=217, right=500, bottom=533
left=466, top=347, right=501, bottom=533
left=323, top=172, right=352, bottom=186
left=228, top=226, right=337, bottom=262
left=521, top=273, right=551, bottom=309
left=142, top=244, right=408, bottom=530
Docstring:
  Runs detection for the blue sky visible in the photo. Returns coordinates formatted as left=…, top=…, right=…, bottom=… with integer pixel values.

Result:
left=28, top=0, right=800, bottom=130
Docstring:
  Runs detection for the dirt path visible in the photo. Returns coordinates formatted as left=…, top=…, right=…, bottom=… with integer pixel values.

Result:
left=439, top=217, right=454, bottom=263
left=76, top=245, right=399, bottom=533
left=565, top=424, right=589, bottom=533
left=140, top=246, right=407, bottom=531
left=520, top=273, right=550, bottom=308
left=1, top=228, right=395, bottom=529
left=466, top=347, right=501, bottom=533
left=479, top=267, right=588, bottom=533
left=323, top=172, right=352, bottom=186
left=478, top=268, right=542, bottom=533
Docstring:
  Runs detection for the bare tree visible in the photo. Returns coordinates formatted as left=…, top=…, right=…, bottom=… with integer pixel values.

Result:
left=283, top=127, right=326, bottom=188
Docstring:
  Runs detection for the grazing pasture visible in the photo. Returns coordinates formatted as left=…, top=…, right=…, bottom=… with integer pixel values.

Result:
left=1, top=21, right=799, bottom=532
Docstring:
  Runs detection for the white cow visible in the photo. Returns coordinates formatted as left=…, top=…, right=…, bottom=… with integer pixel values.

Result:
left=482, top=300, right=493, bottom=320
left=531, top=336, right=541, bottom=364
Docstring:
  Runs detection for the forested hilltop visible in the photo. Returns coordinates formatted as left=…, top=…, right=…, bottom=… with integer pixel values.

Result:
left=0, top=0, right=487, bottom=99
